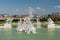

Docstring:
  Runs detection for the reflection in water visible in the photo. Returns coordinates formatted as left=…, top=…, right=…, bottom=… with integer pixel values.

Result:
left=0, top=28, right=60, bottom=40
left=48, top=29, right=55, bottom=40
left=48, top=29, right=55, bottom=32
left=17, top=31, right=23, bottom=35
left=3, top=29, right=12, bottom=40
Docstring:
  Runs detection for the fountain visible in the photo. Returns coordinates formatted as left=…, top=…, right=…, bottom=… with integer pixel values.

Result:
left=24, top=17, right=36, bottom=34
left=0, top=18, right=13, bottom=29
left=47, top=18, right=55, bottom=29
left=17, top=7, right=36, bottom=34
left=4, top=18, right=13, bottom=28
left=17, top=17, right=36, bottom=34
left=17, top=18, right=23, bottom=31
left=36, top=17, right=41, bottom=28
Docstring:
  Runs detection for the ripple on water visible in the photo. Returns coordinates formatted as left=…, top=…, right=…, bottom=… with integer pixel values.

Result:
left=0, top=28, right=60, bottom=40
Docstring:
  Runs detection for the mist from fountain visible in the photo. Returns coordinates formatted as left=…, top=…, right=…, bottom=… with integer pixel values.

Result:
left=36, top=18, right=41, bottom=29
left=17, top=18, right=23, bottom=31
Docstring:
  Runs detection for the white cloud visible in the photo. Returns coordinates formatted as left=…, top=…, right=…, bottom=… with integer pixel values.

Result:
left=42, top=9, right=46, bottom=10
left=24, top=7, right=46, bottom=15
left=54, top=6, right=60, bottom=8
left=36, top=7, right=41, bottom=10
left=24, top=9, right=28, bottom=12
left=36, top=7, right=46, bottom=11
left=15, top=9, right=20, bottom=11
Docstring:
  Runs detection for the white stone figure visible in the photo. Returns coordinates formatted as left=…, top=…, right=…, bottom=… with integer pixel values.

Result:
left=47, top=18, right=55, bottom=29
left=17, top=17, right=36, bottom=34
left=26, top=26, right=36, bottom=34
left=3, top=18, right=13, bottom=28
left=36, top=18, right=41, bottom=28
left=23, top=17, right=36, bottom=34
left=0, top=18, right=13, bottom=29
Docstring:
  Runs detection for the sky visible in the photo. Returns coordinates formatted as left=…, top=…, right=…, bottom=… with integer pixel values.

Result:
left=0, top=0, right=60, bottom=15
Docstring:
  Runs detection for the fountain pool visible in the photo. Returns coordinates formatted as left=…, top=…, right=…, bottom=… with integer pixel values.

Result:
left=0, top=28, right=60, bottom=40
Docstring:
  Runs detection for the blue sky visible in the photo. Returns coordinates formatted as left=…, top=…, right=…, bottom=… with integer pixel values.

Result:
left=0, top=0, right=60, bottom=15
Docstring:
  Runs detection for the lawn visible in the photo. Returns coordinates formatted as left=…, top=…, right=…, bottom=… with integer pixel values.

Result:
left=0, top=20, right=60, bottom=28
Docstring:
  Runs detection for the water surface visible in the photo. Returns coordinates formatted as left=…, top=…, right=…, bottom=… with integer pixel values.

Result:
left=0, top=28, right=60, bottom=40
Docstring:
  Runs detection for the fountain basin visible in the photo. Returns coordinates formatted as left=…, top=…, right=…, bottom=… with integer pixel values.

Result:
left=0, top=23, right=12, bottom=29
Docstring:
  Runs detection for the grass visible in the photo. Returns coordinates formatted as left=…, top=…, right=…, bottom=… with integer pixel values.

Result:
left=54, top=21, right=60, bottom=25
left=12, top=24, right=17, bottom=28
left=0, top=20, right=60, bottom=28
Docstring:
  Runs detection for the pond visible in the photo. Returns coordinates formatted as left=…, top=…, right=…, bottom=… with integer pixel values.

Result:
left=0, top=28, right=60, bottom=40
